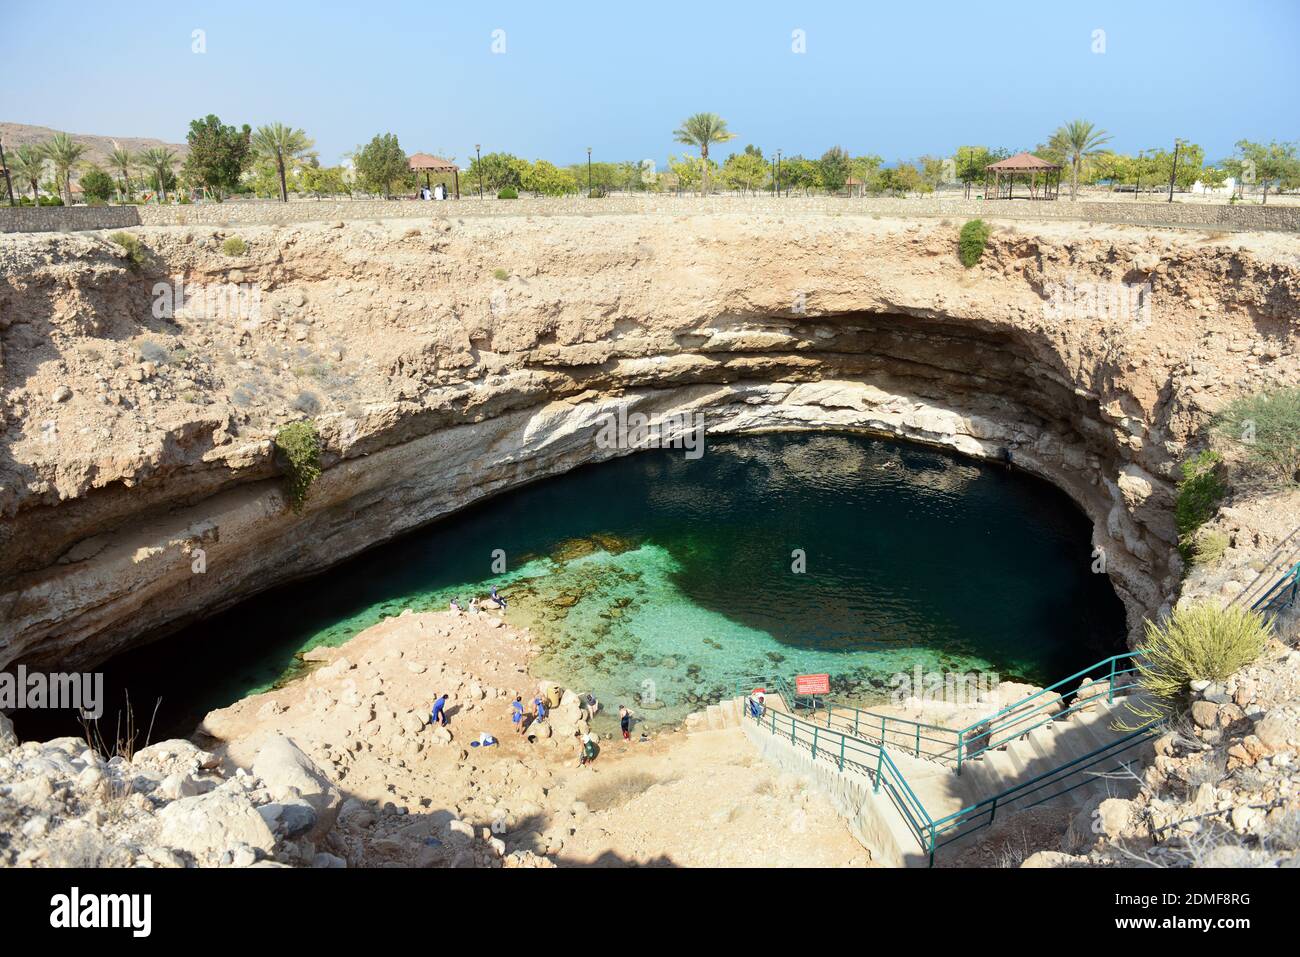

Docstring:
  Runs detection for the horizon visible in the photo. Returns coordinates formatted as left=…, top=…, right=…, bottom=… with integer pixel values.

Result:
left=3, top=0, right=1297, bottom=168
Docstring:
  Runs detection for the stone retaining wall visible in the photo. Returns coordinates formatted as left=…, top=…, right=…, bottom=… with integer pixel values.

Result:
left=4, top=194, right=1298, bottom=234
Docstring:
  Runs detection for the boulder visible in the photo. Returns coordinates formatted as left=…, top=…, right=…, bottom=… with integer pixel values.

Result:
left=157, top=790, right=276, bottom=861
left=0, top=712, right=17, bottom=750
left=251, top=735, right=342, bottom=839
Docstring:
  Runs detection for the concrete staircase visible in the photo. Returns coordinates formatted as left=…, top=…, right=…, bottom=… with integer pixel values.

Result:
left=955, top=696, right=1149, bottom=811
left=684, top=696, right=746, bottom=733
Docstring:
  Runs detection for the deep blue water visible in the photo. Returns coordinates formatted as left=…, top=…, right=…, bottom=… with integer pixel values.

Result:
left=17, top=431, right=1126, bottom=741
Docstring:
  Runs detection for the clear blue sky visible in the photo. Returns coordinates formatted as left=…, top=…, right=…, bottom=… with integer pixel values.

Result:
left=4, top=0, right=1297, bottom=167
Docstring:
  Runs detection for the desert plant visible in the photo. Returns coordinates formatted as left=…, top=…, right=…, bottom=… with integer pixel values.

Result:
left=497, top=187, right=518, bottom=199
left=275, top=420, right=322, bottom=512
left=1190, top=529, right=1229, bottom=567
left=958, top=219, right=991, bottom=267
left=1213, top=387, right=1300, bottom=490
left=107, top=231, right=146, bottom=268
left=221, top=236, right=248, bottom=256
left=492, top=268, right=509, bottom=280
left=1175, top=451, right=1225, bottom=562
left=1130, top=602, right=1269, bottom=722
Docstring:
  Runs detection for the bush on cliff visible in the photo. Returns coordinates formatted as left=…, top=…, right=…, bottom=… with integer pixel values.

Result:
left=274, top=420, right=322, bottom=513
left=1174, top=450, right=1225, bottom=563
left=107, top=232, right=146, bottom=268
left=221, top=236, right=248, bottom=256
left=1130, top=602, right=1269, bottom=723
left=958, top=219, right=990, bottom=268
left=1212, top=387, right=1300, bottom=490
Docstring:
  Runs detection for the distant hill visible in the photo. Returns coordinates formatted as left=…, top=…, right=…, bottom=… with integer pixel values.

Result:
left=0, top=122, right=188, bottom=178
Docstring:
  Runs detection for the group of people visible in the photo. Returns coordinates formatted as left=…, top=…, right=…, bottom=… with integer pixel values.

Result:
left=418, top=183, right=451, bottom=200
left=449, top=586, right=508, bottom=615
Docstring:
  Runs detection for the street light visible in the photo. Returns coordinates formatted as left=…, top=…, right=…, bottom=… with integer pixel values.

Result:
left=0, top=138, right=14, bottom=207
left=776, top=149, right=783, bottom=198
left=587, top=147, right=592, bottom=195
left=1135, top=149, right=1144, bottom=200
left=1168, top=138, right=1184, bottom=203
left=475, top=144, right=483, bottom=199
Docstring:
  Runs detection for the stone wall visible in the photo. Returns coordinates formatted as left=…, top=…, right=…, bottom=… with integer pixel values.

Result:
left=0, top=205, right=142, bottom=234
left=4, top=194, right=1298, bottom=234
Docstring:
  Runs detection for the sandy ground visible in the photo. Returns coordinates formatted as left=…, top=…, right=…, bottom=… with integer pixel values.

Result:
left=197, top=606, right=870, bottom=867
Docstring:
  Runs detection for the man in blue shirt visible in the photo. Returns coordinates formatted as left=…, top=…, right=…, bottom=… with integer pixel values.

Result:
left=429, top=693, right=449, bottom=727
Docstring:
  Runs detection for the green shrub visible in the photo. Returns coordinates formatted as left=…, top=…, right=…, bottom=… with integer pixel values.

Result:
left=1175, top=450, right=1225, bottom=562
left=221, top=236, right=248, bottom=256
left=588, top=187, right=606, bottom=198
left=958, top=219, right=991, bottom=268
left=492, top=268, right=509, bottom=281
left=80, top=167, right=117, bottom=204
left=1130, top=603, right=1269, bottom=722
left=1213, top=388, right=1300, bottom=490
left=1190, top=529, right=1229, bottom=567
left=107, top=231, right=146, bottom=268
left=497, top=187, right=519, bottom=199
left=274, top=421, right=322, bottom=513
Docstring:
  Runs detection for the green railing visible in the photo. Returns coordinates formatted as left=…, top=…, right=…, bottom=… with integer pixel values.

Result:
left=952, top=652, right=1143, bottom=772
left=823, top=701, right=963, bottom=764
left=1251, top=562, right=1300, bottom=617
left=738, top=686, right=937, bottom=854
left=928, top=722, right=1159, bottom=860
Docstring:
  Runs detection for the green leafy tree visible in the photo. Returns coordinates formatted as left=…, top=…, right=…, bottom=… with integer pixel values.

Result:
left=8, top=144, right=46, bottom=204
left=79, top=166, right=116, bottom=203
left=666, top=153, right=705, bottom=193
left=1048, top=119, right=1112, bottom=200
left=522, top=159, right=578, bottom=196
left=250, top=123, right=315, bottom=202
left=182, top=115, right=252, bottom=199
left=464, top=152, right=527, bottom=193
left=139, top=147, right=179, bottom=202
left=1226, top=140, right=1300, bottom=203
left=778, top=155, right=818, bottom=195
left=817, top=146, right=851, bottom=193
left=42, top=132, right=89, bottom=205
left=352, top=133, right=408, bottom=198
left=722, top=149, right=769, bottom=194
left=299, top=164, right=351, bottom=199
left=672, top=113, right=735, bottom=195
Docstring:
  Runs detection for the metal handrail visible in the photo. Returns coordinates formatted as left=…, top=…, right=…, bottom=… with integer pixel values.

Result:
left=1251, top=562, right=1300, bottom=615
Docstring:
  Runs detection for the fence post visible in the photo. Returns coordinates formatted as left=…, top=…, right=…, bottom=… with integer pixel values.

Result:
left=812, top=725, right=819, bottom=760
left=915, top=724, right=921, bottom=757
left=873, top=746, right=883, bottom=793
left=989, top=796, right=998, bottom=826
left=853, top=710, right=859, bottom=737
left=956, top=730, right=964, bottom=775
left=839, top=735, right=845, bottom=771
left=1108, top=657, right=1116, bottom=704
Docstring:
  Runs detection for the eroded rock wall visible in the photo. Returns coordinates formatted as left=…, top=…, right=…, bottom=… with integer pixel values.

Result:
left=1, top=214, right=1297, bottom=669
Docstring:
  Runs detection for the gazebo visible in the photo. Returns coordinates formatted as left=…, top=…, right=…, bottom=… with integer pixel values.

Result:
left=845, top=176, right=865, bottom=198
left=984, top=152, right=1061, bottom=200
left=409, top=153, right=460, bottom=199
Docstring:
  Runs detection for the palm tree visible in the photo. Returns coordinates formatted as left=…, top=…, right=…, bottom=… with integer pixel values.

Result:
left=8, top=144, right=47, bottom=204
left=672, top=113, right=735, bottom=196
left=1049, top=119, right=1112, bottom=201
left=139, top=147, right=179, bottom=202
left=250, top=123, right=315, bottom=202
left=43, top=132, right=89, bottom=205
left=108, top=143, right=137, bottom=201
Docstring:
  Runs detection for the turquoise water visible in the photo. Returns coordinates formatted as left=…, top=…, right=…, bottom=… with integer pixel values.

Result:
left=25, top=431, right=1126, bottom=740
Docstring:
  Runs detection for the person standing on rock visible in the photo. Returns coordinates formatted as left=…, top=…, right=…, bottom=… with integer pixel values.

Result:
left=577, top=731, right=599, bottom=768
left=511, top=695, right=527, bottom=734
left=619, top=705, right=633, bottom=741
left=430, top=693, right=449, bottom=727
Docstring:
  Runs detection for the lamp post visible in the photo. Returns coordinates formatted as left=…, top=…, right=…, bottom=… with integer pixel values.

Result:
left=475, top=144, right=483, bottom=199
left=776, top=149, right=783, bottom=198
left=1135, top=150, right=1144, bottom=200
left=587, top=147, right=592, bottom=195
left=1167, top=138, right=1183, bottom=203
